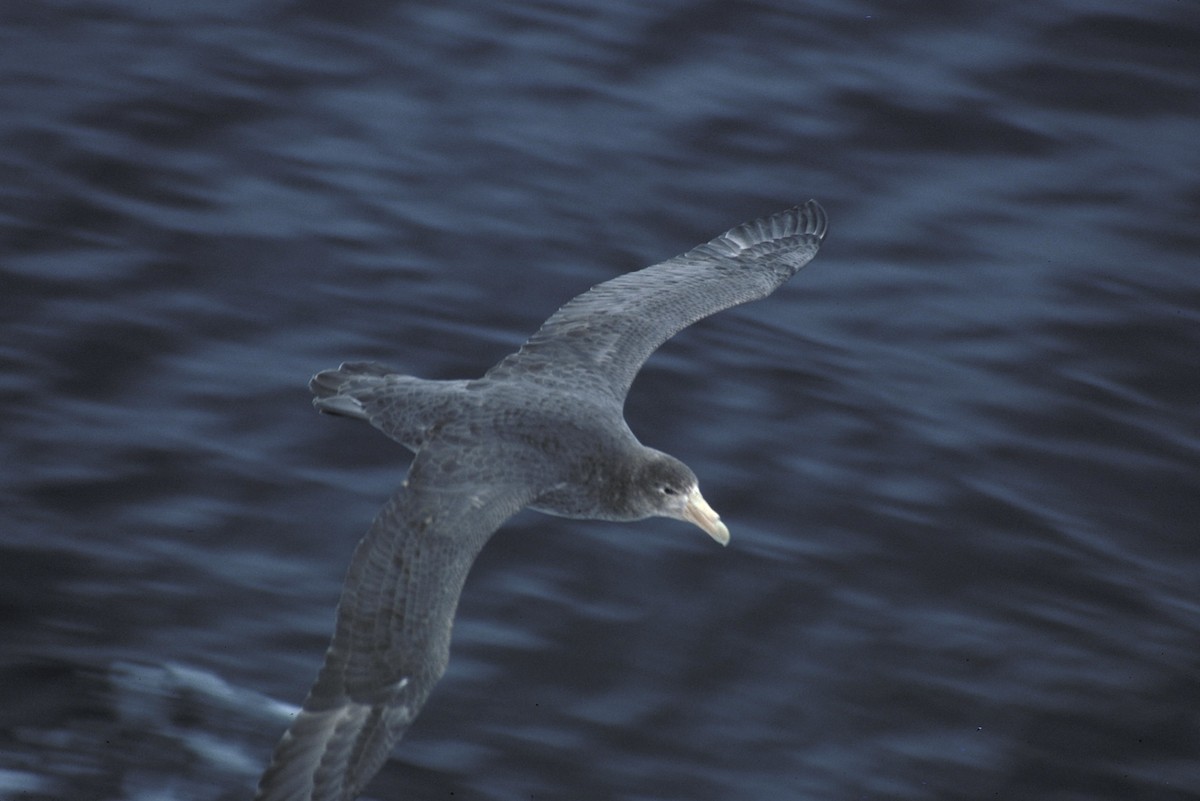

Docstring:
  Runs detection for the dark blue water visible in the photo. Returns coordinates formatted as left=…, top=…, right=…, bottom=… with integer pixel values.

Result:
left=3, top=2, right=1198, bottom=799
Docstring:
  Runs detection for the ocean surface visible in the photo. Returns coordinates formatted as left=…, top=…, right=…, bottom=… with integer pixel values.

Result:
left=2, top=1, right=1198, bottom=799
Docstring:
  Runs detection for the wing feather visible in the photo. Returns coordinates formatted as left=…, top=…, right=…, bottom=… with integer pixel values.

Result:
left=484, top=200, right=827, bottom=402
left=254, top=447, right=535, bottom=801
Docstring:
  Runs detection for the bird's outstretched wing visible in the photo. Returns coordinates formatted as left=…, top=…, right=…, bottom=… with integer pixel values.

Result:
left=254, top=444, right=535, bottom=801
left=484, top=200, right=827, bottom=403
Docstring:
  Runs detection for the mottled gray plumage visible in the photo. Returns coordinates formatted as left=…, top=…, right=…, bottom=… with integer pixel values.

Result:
left=254, top=200, right=827, bottom=801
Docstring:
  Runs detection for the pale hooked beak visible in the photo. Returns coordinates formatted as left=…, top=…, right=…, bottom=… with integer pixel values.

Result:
left=681, top=486, right=730, bottom=546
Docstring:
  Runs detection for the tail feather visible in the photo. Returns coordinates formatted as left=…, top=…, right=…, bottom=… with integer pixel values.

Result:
left=310, top=362, right=399, bottom=420
left=309, top=361, right=464, bottom=450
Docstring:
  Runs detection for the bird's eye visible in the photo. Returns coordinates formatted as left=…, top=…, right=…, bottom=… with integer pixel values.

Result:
left=661, top=486, right=676, bottom=495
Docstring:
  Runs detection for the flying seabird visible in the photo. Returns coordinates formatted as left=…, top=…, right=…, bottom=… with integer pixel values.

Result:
left=254, top=200, right=828, bottom=800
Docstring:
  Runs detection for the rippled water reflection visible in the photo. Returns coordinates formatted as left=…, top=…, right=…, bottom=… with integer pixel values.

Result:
left=3, top=1, right=1198, bottom=799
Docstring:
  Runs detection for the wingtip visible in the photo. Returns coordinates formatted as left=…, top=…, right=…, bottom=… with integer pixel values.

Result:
left=797, top=199, right=828, bottom=242
left=770, top=199, right=826, bottom=243
left=714, top=199, right=828, bottom=256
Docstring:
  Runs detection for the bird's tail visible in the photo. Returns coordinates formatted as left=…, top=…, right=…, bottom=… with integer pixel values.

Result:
left=310, top=361, right=462, bottom=451
left=309, top=361, right=400, bottom=421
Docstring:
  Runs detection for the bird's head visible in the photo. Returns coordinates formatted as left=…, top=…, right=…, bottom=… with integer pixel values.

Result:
left=630, top=450, right=729, bottom=545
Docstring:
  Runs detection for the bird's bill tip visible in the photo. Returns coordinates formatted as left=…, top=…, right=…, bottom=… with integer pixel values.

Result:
left=683, top=487, right=730, bottom=546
